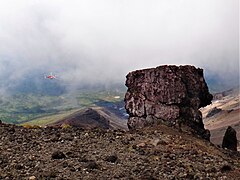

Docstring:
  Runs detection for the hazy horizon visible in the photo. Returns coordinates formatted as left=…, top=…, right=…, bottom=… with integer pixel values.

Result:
left=0, top=0, right=239, bottom=94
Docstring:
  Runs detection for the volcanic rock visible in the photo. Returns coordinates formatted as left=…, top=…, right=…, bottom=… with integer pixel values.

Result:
left=51, top=151, right=66, bottom=159
left=85, top=160, right=99, bottom=170
left=0, top=122, right=239, bottom=179
left=222, top=126, right=238, bottom=151
left=105, top=154, right=118, bottom=163
left=125, top=65, right=213, bottom=139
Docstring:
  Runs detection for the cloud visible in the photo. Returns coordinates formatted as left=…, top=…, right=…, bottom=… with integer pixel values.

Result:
left=0, top=0, right=238, bottom=92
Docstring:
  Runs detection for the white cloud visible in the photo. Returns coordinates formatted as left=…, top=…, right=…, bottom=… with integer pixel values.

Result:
left=0, top=0, right=238, bottom=90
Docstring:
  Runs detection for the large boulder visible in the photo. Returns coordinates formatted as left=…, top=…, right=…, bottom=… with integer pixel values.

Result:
left=125, top=65, right=213, bottom=139
left=222, top=126, right=237, bottom=151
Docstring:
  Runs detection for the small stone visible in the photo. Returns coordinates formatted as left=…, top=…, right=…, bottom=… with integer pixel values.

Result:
left=121, top=139, right=130, bottom=145
left=137, top=142, right=146, bottom=147
left=169, top=154, right=176, bottom=160
left=51, top=151, right=66, bottom=159
left=132, top=144, right=137, bottom=149
left=62, top=161, right=68, bottom=168
left=85, top=161, right=99, bottom=170
left=186, top=173, right=194, bottom=179
left=63, top=135, right=74, bottom=141
left=41, top=171, right=57, bottom=178
left=221, top=164, right=232, bottom=172
left=29, top=176, right=36, bottom=180
left=105, top=155, right=118, bottom=163
left=158, top=139, right=168, bottom=145
left=15, top=164, right=23, bottom=170
left=69, top=166, right=76, bottom=172
left=28, top=155, right=35, bottom=161
left=150, top=138, right=160, bottom=146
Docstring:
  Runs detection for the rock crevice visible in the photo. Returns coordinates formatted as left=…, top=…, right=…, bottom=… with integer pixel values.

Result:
left=125, top=65, right=213, bottom=139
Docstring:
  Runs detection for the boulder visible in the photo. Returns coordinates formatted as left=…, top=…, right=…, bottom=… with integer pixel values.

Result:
left=125, top=65, right=213, bottom=139
left=222, top=126, right=237, bottom=151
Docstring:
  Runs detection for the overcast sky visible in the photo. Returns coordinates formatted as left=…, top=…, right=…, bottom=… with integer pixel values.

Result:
left=0, top=0, right=239, bottom=92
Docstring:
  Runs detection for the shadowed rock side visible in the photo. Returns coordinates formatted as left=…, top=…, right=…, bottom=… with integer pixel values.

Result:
left=54, top=108, right=110, bottom=129
left=222, top=126, right=238, bottom=151
left=125, top=65, right=213, bottom=139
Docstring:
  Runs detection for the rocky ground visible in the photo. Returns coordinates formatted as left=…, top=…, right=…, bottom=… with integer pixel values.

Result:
left=0, top=122, right=240, bottom=179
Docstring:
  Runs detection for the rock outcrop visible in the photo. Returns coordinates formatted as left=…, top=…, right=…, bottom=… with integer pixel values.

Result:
left=125, top=65, right=213, bottom=139
left=222, top=126, right=238, bottom=151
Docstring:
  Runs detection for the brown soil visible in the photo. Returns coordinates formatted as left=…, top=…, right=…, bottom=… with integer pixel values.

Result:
left=0, top=122, right=239, bottom=179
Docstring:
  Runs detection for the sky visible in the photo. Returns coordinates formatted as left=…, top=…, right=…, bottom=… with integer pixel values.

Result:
left=0, top=0, right=239, bottom=93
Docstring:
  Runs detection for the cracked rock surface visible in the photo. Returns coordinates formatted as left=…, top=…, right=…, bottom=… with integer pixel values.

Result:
left=125, top=65, right=213, bottom=139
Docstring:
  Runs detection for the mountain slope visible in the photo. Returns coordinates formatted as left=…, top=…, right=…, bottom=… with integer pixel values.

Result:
left=0, top=122, right=239, bottom=179
left=201, top=87, right=240, bottom=147
left=51, top=107, right=128, bottom=130
left=0, top=90, right=126, bottom=124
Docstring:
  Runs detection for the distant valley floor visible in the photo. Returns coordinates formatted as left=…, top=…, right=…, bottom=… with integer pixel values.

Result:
left=202, top=88, right=240, bottom=149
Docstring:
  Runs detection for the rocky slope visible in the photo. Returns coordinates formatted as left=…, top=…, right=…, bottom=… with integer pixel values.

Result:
left=0, top=122, right=239, bottom=179
left=201, top=87, right=240, bottom=148
left=51, top=107, right=127, bottom=130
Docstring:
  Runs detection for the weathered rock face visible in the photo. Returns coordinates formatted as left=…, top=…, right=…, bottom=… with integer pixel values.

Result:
left=222, top=126, right=238, bottom=151
left=125, top=65, right=213, bottom=139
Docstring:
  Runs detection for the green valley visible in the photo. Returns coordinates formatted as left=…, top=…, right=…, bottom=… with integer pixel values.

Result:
left=0, top=90, right=126, bottom=125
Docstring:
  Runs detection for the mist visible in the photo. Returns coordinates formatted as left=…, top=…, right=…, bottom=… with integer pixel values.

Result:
left=0, top=0, right=239, bottom=93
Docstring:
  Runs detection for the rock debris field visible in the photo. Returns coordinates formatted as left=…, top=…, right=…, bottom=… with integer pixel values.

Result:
left=0, top=122, right=240, bottom=180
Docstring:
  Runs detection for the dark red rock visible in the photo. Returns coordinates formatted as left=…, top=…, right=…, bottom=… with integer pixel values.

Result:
left=124, top=65, right=213, bottom=139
